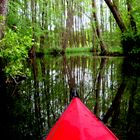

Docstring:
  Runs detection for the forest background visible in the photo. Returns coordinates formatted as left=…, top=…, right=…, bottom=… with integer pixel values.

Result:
left=0, top=0, right=140, bottom=75
left=1, top=1, right=140, bottom=139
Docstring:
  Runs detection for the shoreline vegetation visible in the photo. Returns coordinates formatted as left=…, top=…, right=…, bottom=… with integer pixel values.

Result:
left=35, top=46, right=123, bottom=57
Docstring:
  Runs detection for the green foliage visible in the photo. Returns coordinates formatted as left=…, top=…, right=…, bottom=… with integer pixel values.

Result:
left=131, top=1, right=140, bottom=32
left=0, top=15, right=5, bottom=22
left=46, top=46, right=63, bottom=55
left=121, top=31, right=140, bottom=55
left=0, top=29, right=32, bottom=75
left=0, top=29, right=32, bottom=59
left=66, top=47, right=92, bottom=53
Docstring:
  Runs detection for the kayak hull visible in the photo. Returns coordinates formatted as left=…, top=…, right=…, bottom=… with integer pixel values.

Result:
left=46, top=98, right=118, bottom=140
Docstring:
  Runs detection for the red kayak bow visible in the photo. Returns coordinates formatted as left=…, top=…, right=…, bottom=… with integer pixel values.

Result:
left=46, top=97, right=118, bottom=140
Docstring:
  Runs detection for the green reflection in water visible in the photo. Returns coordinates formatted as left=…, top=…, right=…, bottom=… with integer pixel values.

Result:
left=1, top=55, right=140, bottom=140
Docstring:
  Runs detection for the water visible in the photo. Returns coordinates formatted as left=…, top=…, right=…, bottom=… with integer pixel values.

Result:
left=0, top=55, right=140, bottom=140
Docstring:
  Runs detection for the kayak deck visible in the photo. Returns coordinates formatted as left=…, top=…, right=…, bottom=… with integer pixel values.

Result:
left=46, top=97, right=118, bottom=140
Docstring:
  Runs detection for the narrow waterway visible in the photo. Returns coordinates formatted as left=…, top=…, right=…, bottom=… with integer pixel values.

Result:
left=0, top=55, right=140, bottom=140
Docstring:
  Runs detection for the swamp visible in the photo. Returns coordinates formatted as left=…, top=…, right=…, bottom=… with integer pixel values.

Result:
left=0, top=0, right=140, bottom=140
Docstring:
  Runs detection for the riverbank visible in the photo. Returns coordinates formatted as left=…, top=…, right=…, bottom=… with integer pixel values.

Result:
left=36, top=46, right=123, bottom=57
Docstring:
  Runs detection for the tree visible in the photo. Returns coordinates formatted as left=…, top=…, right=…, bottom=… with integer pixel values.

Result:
left=62, top=1, right=74, bottom=51
left=126, top=0, right=137, bottom=32
left=104, top=0, right=126, bottom=33
left=0, top=0, right=8, bottom=39
left=104, top=0, right=140, bottom=55
left=92, top=0, right=107, bottom=55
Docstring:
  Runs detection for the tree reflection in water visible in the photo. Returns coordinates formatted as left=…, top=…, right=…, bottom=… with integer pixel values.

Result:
left=1, top=55, right=140, bottom=140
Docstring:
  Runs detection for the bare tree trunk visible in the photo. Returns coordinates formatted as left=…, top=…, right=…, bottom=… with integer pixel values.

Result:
left=62, top=1, right=74, bottom=51
left=31, top=0, right=37, bottom=41
left=104, top=0, right=126, bottom=33
left=100, top=0, right=104, bottom=32
left=0, top=0, right=8, bottom=39
left=92, top=0, right=107, bottom=55
left=30, top=0, right=37, bottom=58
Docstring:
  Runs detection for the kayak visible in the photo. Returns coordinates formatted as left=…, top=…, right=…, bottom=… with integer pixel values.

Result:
left=46, top=97, right=118, bottom=140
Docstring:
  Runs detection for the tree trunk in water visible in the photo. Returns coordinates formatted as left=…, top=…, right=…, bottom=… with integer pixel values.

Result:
left=94, top=58, right=107, bottom=116
left=40, top=57, right=51, bottom=128
left=31, top=55, right=42, bottom=139
left=104, top=0, right=126, bottom=33
left=62, top=55, right=78, bottom=100
left=102, top=79, right=126, bottom=123
left=0, top=0, right=8, bottom=40
left=92, top=0, right=107, bottom=55
left=126, top=80, right=137, bottom=139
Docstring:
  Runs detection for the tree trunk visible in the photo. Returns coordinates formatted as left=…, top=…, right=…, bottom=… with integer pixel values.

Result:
left=30, top=0, right=37, bottom=57
left=92, top=0, right=107, bottom=55
left=127, top=0, right=137, bottom=32
left=62, top=1, right=74, bottom=51
left=0, top=0, right=8, bottom=39
left=100, top=0, right=104, bottom=32
left=31, top=0, right=37, bottom=41
left=104, top=0, right=126, bottom=33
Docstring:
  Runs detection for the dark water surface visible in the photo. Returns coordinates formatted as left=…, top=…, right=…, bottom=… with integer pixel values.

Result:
left=0, top=55, right=140, bottom=140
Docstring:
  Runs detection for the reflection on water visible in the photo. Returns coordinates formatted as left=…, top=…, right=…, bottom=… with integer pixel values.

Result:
left=1, top=55, right=140, bottom=140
